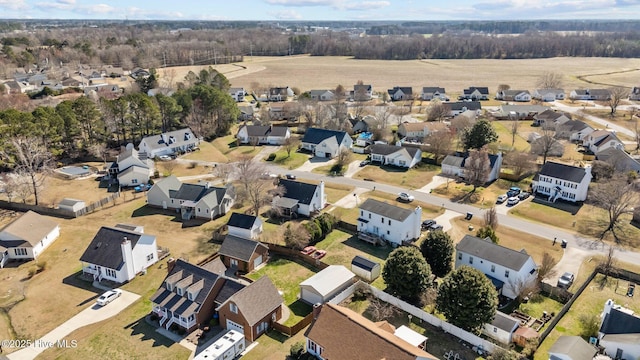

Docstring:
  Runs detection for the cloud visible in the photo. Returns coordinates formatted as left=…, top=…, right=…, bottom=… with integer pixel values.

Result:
left=340, top=1, right=390, bottom=10
left=126, top=7, right=185, bottom=20
left=265, top=0, right=335, bottom=6
left=0, top=0, right=28, bottom=10
left=74, top=3, right=116, bottom=15
left=269, top=9, right=303, bottom=19
left=35, top=0, right=76, bottom=10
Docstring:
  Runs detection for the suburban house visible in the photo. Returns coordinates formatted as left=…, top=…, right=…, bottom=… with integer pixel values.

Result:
left=532, top=162, right=592, bottom=203
left=397, top=121, right=447, bottom=141
left=236, top=124, right=291, bottom=145
left=596, top=147, right=640, bottom=173
left=227, top=213, right=263, bottom=240
left=482, top=311, right=520, bottom=345
left=309, top=90, right=335, bottom=101
left=79, top=224, right=158, bottom=283
left=353, top=84, right=373, bottom=101
left=549, top=336, right=598, bottom=360
left=305, top=303, right=437, bottom=360
left=351, top=255, right=381, bottom=282
left=455, top=235, right=538, bottom=300
left=108, top=147, right=154, bottom=187
left=443, top=101, right=482, bottom=117
left=238, top=105, right=254, bottom=121
left=598, top=299, right=640, bottom=360
left=0, top=211, right=60, bottom=268
left=218, top=235, right=268, bottom=274
left=300, top=128, right=352, bottom=158
left=555, top=120, right=594, bottom=141
left=630, top=87, right=640, bottom=101
left=369, top=144, right=422, bottom=169
left=146, top=176, right=236, bottom=221
left=532, top=89, right=566, bottom=102
left=421, top=87, right=448, bottom=101
left=441, top=152, right=503, bottom=183
left=299, top=265, right=356, bottom=304
left=216, top=276, right=283, bottom=342
left=272, top=179, right=326, bottom=217
left=268, top=86, right=294, bottom=102
left=497, top=105, right=550, bottom=120
left=349, top=116, right=375, bottom=134
left=387, top=86, right=413, bottom=101
left=496, top=90, right=531, bottom=102
left=228, top=87, right=245, bottom=102
left=583, top=130, right=623, bottom=154
left=459, top=86, right=490, bottom=101
left=138, top=128, right=199, bottom=159
left=570, top=88, right=611, bottom=101
left=357, top=198, right=422, bottom=247
left=533, top=109, right=571, bottom=127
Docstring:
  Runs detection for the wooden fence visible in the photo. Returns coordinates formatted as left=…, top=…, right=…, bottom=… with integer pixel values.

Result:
left=336, top=220, right=357, bottom=233
left=0, top=192, right=121, bottom=219
left=272, top=313, right=314, bottom=337
left=265, top=243, right=329, bottom=271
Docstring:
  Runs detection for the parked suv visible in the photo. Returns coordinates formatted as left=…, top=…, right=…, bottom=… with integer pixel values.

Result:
left=496, top=194, right=508, bottom=204
left=507, top=187, right=521, bottom=198
left=557, top=272, right=575, bottom=289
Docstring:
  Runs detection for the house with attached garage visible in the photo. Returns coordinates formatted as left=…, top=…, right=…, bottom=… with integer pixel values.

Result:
left=300, top=128, right=352, bottom=158
left=532, top=162, right=592, bottom=203
left=0, top=211, right=60, bottom=268
left=570, top=88, right=611, bottom=101
left=236, top=124, right=290, bottom=145
left=369, top=144, right=422, bottom=169
left=443, top=101, right=482, bottom=117
left=421, top=87, right=448, bottom=101
left=630, top=87, right=640, bottom=101
left=596, top=147, right=640, bottom=174
left=272, top=179, right=326, bottom=218
left=549, top=336, right=598, bottom=360
left=146, top=175, right=236, bottom=221
left=387, top=86, right=413, bottom=101
left=227, top=213, right=262, bottom=240
left=397, top=121, right=447, bottom=141
left=299, top=265, right=356, bottom=305
left=309, top=89, right=335, bottom=101
left=305, top=303, right=437, bottom=360
left=598, top=299, right=640, bottom=360
left=555, top=120, right=594, bottom=142
left=441, top=152, right=503, bottom=183
left=497, top=105, right=550, bottom=120
left=228, top=87, right=245, bottom=102
left=496, top=90, right=531, bottom=102
left=455, top=234, right=538, bottom=300
left=268, top=86, right=294, bottom=102
left=218, top=235, right=268, bottom=274
left=459, top=86, right=490, bottom=101
left=532, top=89, right=565, bottom=102
left=532, top=109, right=571, bottom=127
left=482, top=311, right=520, bottom=345
left=108, top=147, right=154, bottom=187
left=216, top=276, right=283, bottom=341
left=79, top=224, right=158, bottom=283
left=583, top=130, right=623, bottom=154
left=138, top=128, right=199, bottom=159
left=357, top=198, right=422, bottom=247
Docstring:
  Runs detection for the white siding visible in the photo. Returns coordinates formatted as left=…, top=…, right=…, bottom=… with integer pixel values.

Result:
left=357, top=207, right=421, bottom=246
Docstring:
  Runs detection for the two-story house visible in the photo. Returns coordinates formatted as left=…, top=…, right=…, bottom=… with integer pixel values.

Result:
left=236, top=124, right=291, bottom=145
left=228, top=87, right=245, bottom=102
left=272, top=179, right=326, bottom=217
left=108, top=147, right=154, bottom=187
left=459, top=86, right=490, bottom=101
left=598, top=299, right=640, bottom=360
left=421, top=87, right=448, bottom=101
left=369, top=144, right=422, bottom=169
left=387, top=87, right=413, bottom=101
left=269, top=86, right=294, bottom=102
left=353, top=84, right=373, bottom=101
left=455, top=235, right=538, bottom=300
left=531, top=162, right=592, bottom=203
left=218, top=235, right=268, bottom=274
left=583, top=130, right=623, bottom=154
left=357, top=198, right=421, bottom=246
left=301, top=128, right=352, bottom=158
left=138, top=128, right=199, bottom=159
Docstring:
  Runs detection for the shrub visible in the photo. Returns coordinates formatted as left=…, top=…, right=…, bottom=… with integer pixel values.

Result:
left=266, top=153, right=276, bottom=161
left=36, top=261, right=47, bottom=273
left=304, top=221, right=322, bottom=243
left=290, top=341, right=304, bottom=358
left=188, top=161, right=198, bottom=169
left=27, top=267, right=37, bottom=278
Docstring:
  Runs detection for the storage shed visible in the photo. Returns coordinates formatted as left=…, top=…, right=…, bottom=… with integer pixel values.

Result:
left=299, top=265, right=355, bottom=305
left=351, top=255, right=381, bottom=282
left=58, top=198, right=86, bottom=213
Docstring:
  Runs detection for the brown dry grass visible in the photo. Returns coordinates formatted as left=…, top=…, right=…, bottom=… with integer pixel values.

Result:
left=353, top=163, right=438, bottom=190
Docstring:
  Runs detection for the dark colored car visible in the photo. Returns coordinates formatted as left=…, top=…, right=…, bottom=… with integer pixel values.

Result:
left=421, top=220, right=436, bottom=230
left=429, top=223, right=444, bottom=231
left=518, top=192, right=530, bottom=200
left=507, top=186, right=521, bottom=198
left=360, top=160, right=371, bottom=167
left=285, top=174, right=296, bottom=180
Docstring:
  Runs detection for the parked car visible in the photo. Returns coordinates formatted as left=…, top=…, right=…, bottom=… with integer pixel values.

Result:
left=359, top=160, right=371, bottom=167
left=557, top=272, right=575, bottom=288
left=429, top=223, right=444, bottom=231
left=312, top=250, right=327, bottom=260
left=507, top=186, right=521, bottom=197
left=398, top=192, right=415, bottom=202
left=134, top=184, right=152, bottom=192
left=96, top=289, right=122, bottom=306
left=300, top=246, right=316, bottom=255
left=285, top=174, right=296, bottom=180
left=507, top=196, right=519, bottom=206
left=158, top=155, right=172, bottom=161
left=261, top=172, right=278, bottom=179
left=496, top=194, right=508, bottom=204
left=518, top=192, right=530, bottom=200
left=421, top=219, right=436, bottom=230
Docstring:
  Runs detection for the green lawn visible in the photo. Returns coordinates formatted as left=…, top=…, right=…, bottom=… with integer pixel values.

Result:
left=493, top=120, right=531, bottom=152
left=181, top=140, right=228, bottom=162
left=315, top=229, right=392, bottom=268
left=210, top=133, right=263, bottom=162
left=353, top=163, right=439, bottom=190
left=270, top=150, right=310, bottom=170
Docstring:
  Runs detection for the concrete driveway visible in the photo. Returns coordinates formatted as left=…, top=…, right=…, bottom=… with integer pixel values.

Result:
left=331, top=187, right=370, bottom=208
left=8, top=290, right=140, bottom=360
left=343, top=160, right=363, bottom=178
left=416, top=175, right=450, bottom=194
left=296, top=157, right=334, bottom=172
left=544, top=246, right=592, bottom=288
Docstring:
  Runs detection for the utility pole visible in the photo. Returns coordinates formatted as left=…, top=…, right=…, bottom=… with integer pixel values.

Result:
left=214, top=48, right=217, bottom=65
left=163, top=52, right=167, bottom=68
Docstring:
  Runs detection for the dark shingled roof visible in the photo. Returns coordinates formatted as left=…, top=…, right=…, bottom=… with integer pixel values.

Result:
left=79, top=226, right=144, bottom=269
left=464, top=86, right=489, bottom=95
left=599, top=306, right=640, bottom=335
left=445, top=101, right=482, bottom=111
left=538, top=162, right=588, bottom=183
left=490, top=311, right=519, bottom=332
left=214, top=279, right=246, bottom=305
left=218, top=235, right=267, bottom=262
left=456, top=235, right=533, bottom=271
left=170, top=183, right=217, bottom=202
left=359, top=198, right=415, bottom=222
left=388, top=86, right=413, bottom=96
left=220, top=276, right=283, bottom=326
left=279, top=179, right=319, bottom=205
left=369, top=144, right=419, bottom=158
left=301, top=128, right=348, bottom=145
left=227, top=213, right=258, bottom=230
left=241, top=125, right=289, bottom=138
left=422, top=87, right=445, bottom=94
left=351, top=255, right=379, bottom=272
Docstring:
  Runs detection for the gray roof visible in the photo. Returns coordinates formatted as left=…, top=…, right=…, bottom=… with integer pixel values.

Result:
left=600, top=306, right=640, bottom=334
left=442, top=154, right=465, bottom=167
left=227, top=213, right=258, bottom=230
left=601, top=333, right=640, bottom=344
left=0, top=211, right=59, bottom=248
left=573, top=89, right=610, bottom=97
left=140, top=128, right=197, bottom=151
left=359, top=198, right=415, bottom=222
left=490, top=311, right=519, bottom=332
left=79, top=226, right=146, bottom=269
left=560, top=120, right=590, bottom=132
left=456, top=235, right=533, bottom=271
left=388, top=86, right=413, bottom=96
left=351, top=256, right=379, bottom=272
left=219, top=235, right=267, bottom=262
left=279, top=179, right=319, bottom=205
left=309, top=89, right=333, bottom=97
left=535, top=109, right=569, bottom=122
left=240, top=125, right=289, bottom=138
left=301, top=127, right=348, bottom=145
left=549, top=336, right=597, bottom=360
left=221, top=276, right=283, bottom=326
left=464, top=86, right=489, bottom=95
left=501, top=89, right=530, bottom=97
left=445, top=101, right=482, bottom=111
left=200, top=257, right=227, bottom=275
left=214, top=278, right=246, bottom=305
left=422, top=87, right=445, bottom=94
left=369, top=144, right=419, bottom=158
left=300, top=265, right=355, bottom=296
left=59, top=198, right=84, bottom=206
left=538, top=162, right=588, bottom=183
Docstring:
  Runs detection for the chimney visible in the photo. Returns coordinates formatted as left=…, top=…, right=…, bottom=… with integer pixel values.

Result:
left=121, top=237, right=135, bottom=280
left=312, top=303, right=323, bottom=320
left=167, top=258, right=177, bottom=273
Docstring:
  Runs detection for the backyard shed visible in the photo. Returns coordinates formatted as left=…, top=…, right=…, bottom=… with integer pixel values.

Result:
left=299, top=265, right=355, bottom=305
left=351, top=255, right=381, bottom=282
left=58, top=198, right=86, bottom=213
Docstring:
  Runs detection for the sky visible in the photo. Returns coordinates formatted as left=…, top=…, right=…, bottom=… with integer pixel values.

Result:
left=1, top=0, right=639, bottom=21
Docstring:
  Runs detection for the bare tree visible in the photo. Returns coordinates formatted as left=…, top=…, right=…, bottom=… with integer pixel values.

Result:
left=160, top=160, right=176, bottom=176
left=425, top=101, right=449, bottom=122
left=600, top=246, right=617, bottom=281
left=14, top=172, right=34, bottom=203
left=423, top=130, right=454, bottom=164
left=633, top=109, right=640, bottom=151
left=282, top=136, right=301, bottom=158
left=234, top=155, right=265, bottom=199
left=213, top=162, right=233, bottom=184
left=336, top=147, right=353, bottom=168
left=503, top=151, right=536, bottom=178
left=590, top=175, right=639, bottom=243
left=537, top=126, right=558, bottom=164
left=0, top=137, right=53, bottom=206
left=483, top=207, right=499, bottom=230
left=89, top=143, right=108, bottom=166
left=536, top=72, right=564, bottom=89
left=607, top=86, right=629, bottom=116
left=375, top=105, right=393, bottom=129
left=537, top=252, right=558, bottom=282
left=368, top=298, right=399, bottom=322
left=510, top=119, right=518, bottom=147
left=463, top=146, right=491, bottom=192
left=283, top=222, right=311, bottom=249
left=497, top=84, right=511, bottom=92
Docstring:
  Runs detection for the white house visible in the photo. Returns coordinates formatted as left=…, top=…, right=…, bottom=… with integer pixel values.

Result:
left=387, top=87, right=413, bottom=101
left=228, top=87, right=245, bottom=102
left=556, top=120, right=594, bottom=142
left=421, top=87, right=448, bottom=101
left=532, top=162, right=592, bottom=203
left=397, top=122, right=447, bottom=141
left=548, top=336, right=598, bottom=360
left=570, top=88, right=611, bottom=101
left=272, top=179, right=326, bottom=217
left=299, top=265, right=355, bottom=304
left=0, top=211, right=60, bottom=268
left=353, top=84, right=373, bottom=101
left=630, top=87, right=640, bottom=101
left=138, top=128, right=199, bottom=159
left=496, top=90, right=531, bottom=102
left=79, top=224, right=158, bottom=283
left=444, top=101, right=482, bottom=117
left=236, top=125, right=290, bottom=145
left=300, top=128, right=352, bottom=158
left=482, top=311, right=520, bottom=345
left=369, top=144, right=422, bottom=169
left=57, top=198, right=86, bottom=213
left=357, top=198, right=422, bottom=247
left=598, top=299, right=640, bottom=360
left=309, top=90, right=335, bottom=101
left=459, top=86, right=489, bottom=101
left=583, top=130, right=623, bottom=154
left=455, top=235, right=538, bottom=300
left=532, top=109, right=571, bottom=127
left=227, top=212, right=263, bottom=240
left=146, top=176, right=236, bottom=221
left=269, top=86, right=294, bottom=102
left=532, top=89, right=565, bottom=102
left=108, top=147, right=154, bottom=187
left=441, top=152, right=503, bottom=183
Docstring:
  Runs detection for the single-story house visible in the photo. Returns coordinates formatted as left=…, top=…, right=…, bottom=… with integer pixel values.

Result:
left=421, top=87, right=448, bottom=101
left=630, top=87, right=640, bottom=101
left=497, top=105, right=550, bottom=120
left=441, top=152, right=503, bottom=183
left=227, top=213, right=263, bottom=240
left=351, top=255, right=381, bottom=282
left=496, top=90, right=531, bottom=102
left=299, top=265, right=356, bottom=305
left=309, top=90, right=335, bottom=101
left=58, top=198, right=86, bottom=213
left=138, top=128, right=199, bottom=159
left=583, top=130, right=623, bottom=154
left=236, top=124, right=290, bottom=145
left=549, top=336, right=598, bottom=360
left=443, top=101, right=482, bottom=117
left=596, top=147, right=640, bottom=173
left=397, top=121, right=447, bottom=141
left=556, top=120, right=594, bottom=141
left=0, top=211, right=60, bottom=268
left=459, top=86, right=490, bottom=101
left=530, top=136, right=565, bottom=157
left=482, top=311, right=520, bottom=345
left=532, top=89, right=565, bottom=101
left=369, top=144, right=422, bottom=169
left=387, top=86, right=413, bottom=101
left=532, top=109, right=571, bottom=128
left=300, top=128, right=352, bottom=158
left=532, top=162, right=592, bottom=203
left=238, top=105, right=254, bottom=121
left=272, top=179, right=326, bottom=218
left=570, top=88, right=611, bottom=101
left=79, top=224, right=158, bottom=283
left=218, top=235, right=268, bottom=274
left=353, top=84, right=373, bottom=101
left=357, top=198, right=422, bottom=247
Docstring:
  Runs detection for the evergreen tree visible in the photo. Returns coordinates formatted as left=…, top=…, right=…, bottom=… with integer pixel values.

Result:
left=382, top=246, right=432, bottom=302
left=420, top=230, right=454, bottom=278
left=463, top=119, right=498, bottom=150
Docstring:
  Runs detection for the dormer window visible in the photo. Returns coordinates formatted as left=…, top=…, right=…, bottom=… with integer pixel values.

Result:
left=187, top=292, right=193, bottom=301
left=165, top=282, right=173, bottom=291
left=177, top=287, right=183, bottom=296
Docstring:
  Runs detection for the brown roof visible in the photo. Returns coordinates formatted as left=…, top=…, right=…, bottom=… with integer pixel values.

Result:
left=222, top=276, right=283, bottom=326
left=0, top=211, right=59, bottom=247
left=305, top=303, right=436, bottom=360
left=400, top=122, right=427, bottom=132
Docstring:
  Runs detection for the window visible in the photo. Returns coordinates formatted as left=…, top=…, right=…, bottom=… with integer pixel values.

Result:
left=188, top=314, right=195, bottom=321
left=381, top=217, right=384, bottom=223
left=105, top=268, right=116, bottom=278
left=14, top=248, right=27, bottom=256
left=493, top=327, right=498, bottom=333
left=368, top=214, right=371, bottom=219
left=469, top=256, right=473, bottom=264
left=360, top=210, right=363, bottom=216
left=309, top=341, right=317, bottom=353
left=166, top=282, right=173, bottom=291
left=458, top=253, right=462, bottom=260
left=388, top=220, right=391, bottom=226
left=132, top=179, right=138, bottom=184
left=505, top=270, right=510, bottom=278
left=230, top=303, right=238, bottom=314
left=491, top=265, right=495, bottom=273
left=387, top=230, right=390, bottom=235
left=187, top=292, right=193, bottom=301
left=147, top=253, right=154, bottom=261
left=177, top=287, right=183, bottom=296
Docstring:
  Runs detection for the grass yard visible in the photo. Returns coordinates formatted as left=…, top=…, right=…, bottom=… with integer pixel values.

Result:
left=493, top=120, right=531, bottom=152
left=431, top=176, right=534, bottom=208
left=211, top=133, right=263, bottom=162
left=315, top=229, right=392, bottom=269
left=270, top=150, right=310, bottom=170
left=300, top=179, right=354, bottom=204
left=353, top=163, right=439, bottom=190
left=181, top=140, right=228, bottom=163
left=241, top=329, right=307, bottom=360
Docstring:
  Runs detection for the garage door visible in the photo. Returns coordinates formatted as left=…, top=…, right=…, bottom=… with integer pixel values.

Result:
left=253, top=256, right=263, bottom=269
left=226, top=319, right=244, bottom=334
